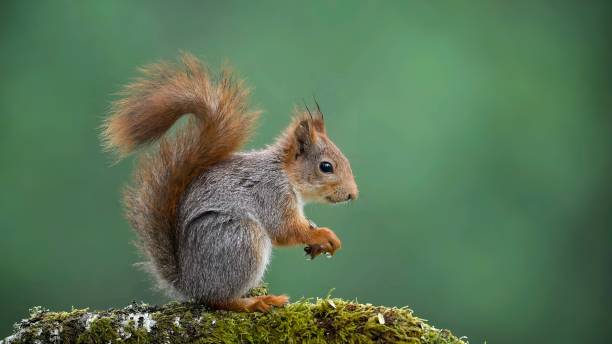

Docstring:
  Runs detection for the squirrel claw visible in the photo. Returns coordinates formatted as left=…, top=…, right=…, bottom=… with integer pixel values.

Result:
left=304, top=245, right=318, bottom=260
left=304, top=245, right=315, bottom=259
left=304, top=244, right=329, bottom=260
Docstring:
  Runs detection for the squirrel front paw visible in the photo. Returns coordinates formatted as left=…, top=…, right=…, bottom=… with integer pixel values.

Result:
left=304, top=227, right=341, bottom=259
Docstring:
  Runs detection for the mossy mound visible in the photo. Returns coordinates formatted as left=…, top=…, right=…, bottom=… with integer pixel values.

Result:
left=1, top=289, right=465, bottom=343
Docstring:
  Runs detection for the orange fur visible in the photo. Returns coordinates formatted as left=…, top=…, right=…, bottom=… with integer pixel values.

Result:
left=273, top=206, right=342, bottom=257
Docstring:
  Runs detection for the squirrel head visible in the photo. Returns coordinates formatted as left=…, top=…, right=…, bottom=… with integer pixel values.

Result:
left=278, top=105, right=358, bottom=204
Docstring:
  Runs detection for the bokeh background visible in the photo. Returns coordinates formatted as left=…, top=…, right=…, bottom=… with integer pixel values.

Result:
left=1, top=1, right=610, bottom=342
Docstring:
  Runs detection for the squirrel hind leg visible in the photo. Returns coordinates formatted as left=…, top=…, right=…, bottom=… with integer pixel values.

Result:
left=211, top=295, right=289, bottom=313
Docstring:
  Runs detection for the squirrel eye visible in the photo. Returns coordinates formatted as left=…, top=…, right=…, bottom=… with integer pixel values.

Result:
left=319, top=161, right=334, bottom=173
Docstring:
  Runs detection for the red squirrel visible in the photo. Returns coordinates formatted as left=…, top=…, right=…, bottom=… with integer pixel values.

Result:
left=102, top=53, right=358, bottom=312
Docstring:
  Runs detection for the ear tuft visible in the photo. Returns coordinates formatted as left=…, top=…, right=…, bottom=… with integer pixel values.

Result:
left=302, top=100, right=326, bottom=134
left=311, top=114, right=325, bottom=134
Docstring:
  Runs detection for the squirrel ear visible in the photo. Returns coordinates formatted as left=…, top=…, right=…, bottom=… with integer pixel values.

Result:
left=294, top=119, right=314, bottom=157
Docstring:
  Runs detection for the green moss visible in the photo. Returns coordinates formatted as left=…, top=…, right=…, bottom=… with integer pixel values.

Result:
left=2, top=288, right=466, bottom=344
left=246, top=284, right=269, bottom=297
left=77, top=317, right=117, bottom=344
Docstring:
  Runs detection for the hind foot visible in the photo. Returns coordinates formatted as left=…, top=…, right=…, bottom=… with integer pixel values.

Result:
left=212, top=294, right=289, bottom=312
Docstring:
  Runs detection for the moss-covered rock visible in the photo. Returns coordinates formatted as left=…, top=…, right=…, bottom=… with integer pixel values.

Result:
left=1, top=289, right=465, bottom=344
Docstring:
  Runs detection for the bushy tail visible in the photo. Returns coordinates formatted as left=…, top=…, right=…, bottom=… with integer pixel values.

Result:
left=101, top=53, right=259, bottom=291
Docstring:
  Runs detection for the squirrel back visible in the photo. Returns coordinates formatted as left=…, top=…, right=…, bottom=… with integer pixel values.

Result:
left=101, top=54, right=259, bottom=289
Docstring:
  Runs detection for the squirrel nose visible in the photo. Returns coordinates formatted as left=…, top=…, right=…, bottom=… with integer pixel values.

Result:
left=347, top=181, right=359, bottom=201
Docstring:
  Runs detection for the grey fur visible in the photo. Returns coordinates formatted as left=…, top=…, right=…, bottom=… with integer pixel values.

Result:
left=175, top=147, right=295, bottom=303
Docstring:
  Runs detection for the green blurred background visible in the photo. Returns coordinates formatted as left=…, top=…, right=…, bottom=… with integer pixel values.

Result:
left=1, top=1, right=610, bottom=342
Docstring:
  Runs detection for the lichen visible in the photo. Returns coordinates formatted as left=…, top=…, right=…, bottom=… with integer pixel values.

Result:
left=1, top=288, right=466, bottom=344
